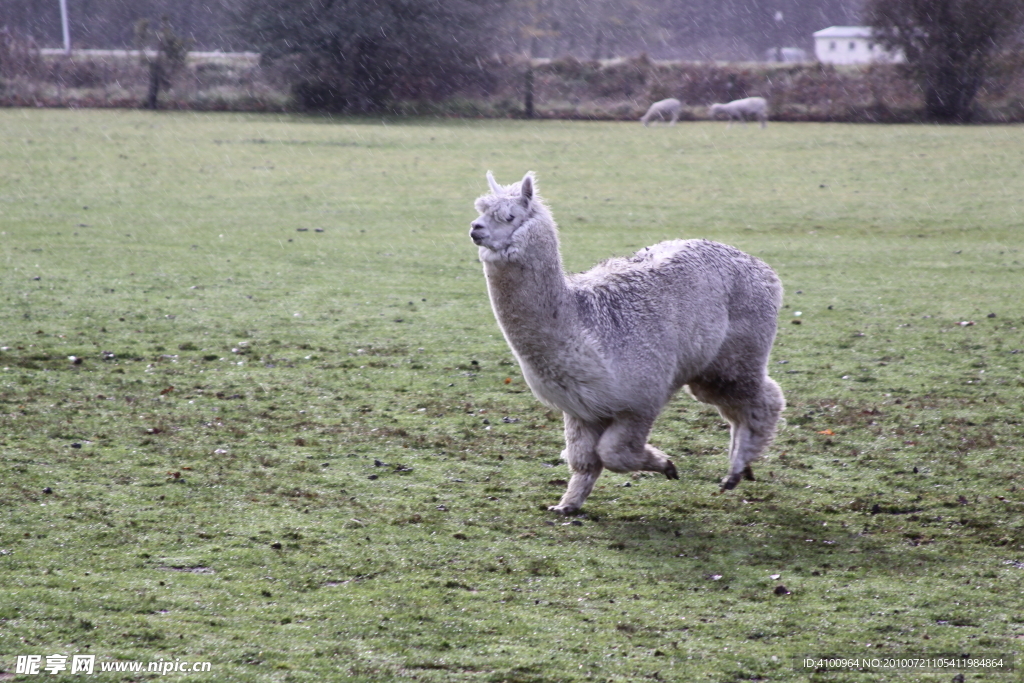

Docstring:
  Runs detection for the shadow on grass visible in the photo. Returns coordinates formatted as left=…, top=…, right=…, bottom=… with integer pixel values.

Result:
left=586, top=494, right=959, bottom=582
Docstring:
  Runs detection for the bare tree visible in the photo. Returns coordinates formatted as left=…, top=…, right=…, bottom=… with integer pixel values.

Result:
left=866, top=0, right=1024, bottom=121
left=237, top=0, right=502, bottom=112
left=135, top=16, right=190, bottom=109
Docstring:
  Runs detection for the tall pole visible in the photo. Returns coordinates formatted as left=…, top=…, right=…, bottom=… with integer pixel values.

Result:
left=773, top=10, right=783, bottom=62
left=59, top=0, right=71, bottom=55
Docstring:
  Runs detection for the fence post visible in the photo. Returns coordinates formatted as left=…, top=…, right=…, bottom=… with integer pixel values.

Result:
left=520, top=62, right=536, bottom=118
left=524, top=63, right=534, bottom=119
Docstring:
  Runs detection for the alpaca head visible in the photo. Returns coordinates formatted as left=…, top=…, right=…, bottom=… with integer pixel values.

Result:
left=470, top=171, right=539, bottom=261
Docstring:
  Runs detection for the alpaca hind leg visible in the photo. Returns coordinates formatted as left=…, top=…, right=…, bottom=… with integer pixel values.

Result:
left=645, top=443, right=679, bottom=479
left=689, top=377, right=784, bottom=490
left=549, top=414, right=605, bottom=515
left=718, top=378, right=784, bottom=490
left=596, top=412, right=678, bottom=479
left=720, top=421, right=759, bottom=490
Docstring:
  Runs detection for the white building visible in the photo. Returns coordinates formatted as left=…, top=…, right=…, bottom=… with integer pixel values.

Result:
left=813, top=26, right=903, bottom=65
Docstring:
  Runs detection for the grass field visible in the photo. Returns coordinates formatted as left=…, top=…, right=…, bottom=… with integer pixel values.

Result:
left=1, top=109, right=1023, bottom=682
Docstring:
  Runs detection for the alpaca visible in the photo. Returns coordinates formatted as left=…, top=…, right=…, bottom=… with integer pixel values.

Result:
left=470, top=172, right=785, bottom=514
left=709, top=96, right=768, bottom=128
left=640, top=98, right=683, bottom=126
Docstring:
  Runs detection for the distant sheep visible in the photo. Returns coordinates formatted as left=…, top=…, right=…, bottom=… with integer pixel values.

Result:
left=709, top=96, right=768, bottom=128
left=470, top=171, right=785, bottom=514
left=640, top=98, right=683, bottom=126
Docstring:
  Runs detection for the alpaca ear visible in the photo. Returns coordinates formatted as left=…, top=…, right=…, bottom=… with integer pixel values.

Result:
left=486, top=171, right=502, bottom=195
left=519, top=172, right=534, bottom=208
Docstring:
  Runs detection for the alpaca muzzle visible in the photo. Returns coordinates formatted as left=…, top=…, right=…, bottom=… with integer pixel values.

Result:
left=469, top=223, right=487, bottom=245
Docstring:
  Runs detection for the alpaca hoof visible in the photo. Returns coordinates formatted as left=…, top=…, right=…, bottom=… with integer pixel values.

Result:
left=743, top=465, right=756, bottom=481
left=548, top=503, right=580, bottom=516
left=664, top=461, right=679, bottom=480
left=720, top=473, right=742, bottom=491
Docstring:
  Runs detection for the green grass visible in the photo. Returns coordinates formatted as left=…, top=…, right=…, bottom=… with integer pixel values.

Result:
left=1, top=109, right=1023, bottom=682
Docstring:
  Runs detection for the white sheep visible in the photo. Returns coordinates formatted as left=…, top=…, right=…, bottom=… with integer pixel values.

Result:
left=470, top=171, right=785, bottom=514
left=640, top=98, right=683, bottom=126
left=709, top=96, right=768, bottom=128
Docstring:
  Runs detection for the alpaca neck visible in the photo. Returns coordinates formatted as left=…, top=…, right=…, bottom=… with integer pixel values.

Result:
left=483, top=235, right=576, bottom=363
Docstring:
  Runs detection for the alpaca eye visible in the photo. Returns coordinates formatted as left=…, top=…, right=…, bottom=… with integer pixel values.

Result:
left=506, top=214, right=515, bottom=222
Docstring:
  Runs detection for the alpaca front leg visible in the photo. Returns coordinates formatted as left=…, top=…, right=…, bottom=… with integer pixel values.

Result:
left=549, top=414, right=605, bottom=515
left=550, top=464, right=603, bottom=515
left=596, top=412, right=678, bottom=478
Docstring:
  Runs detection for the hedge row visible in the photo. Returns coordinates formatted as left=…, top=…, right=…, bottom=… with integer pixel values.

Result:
left=4, top=51, right=1024, bottom=122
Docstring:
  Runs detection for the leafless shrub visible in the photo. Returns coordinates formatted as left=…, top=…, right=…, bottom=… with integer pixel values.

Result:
left=0, top=27, right=42, bottom=79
